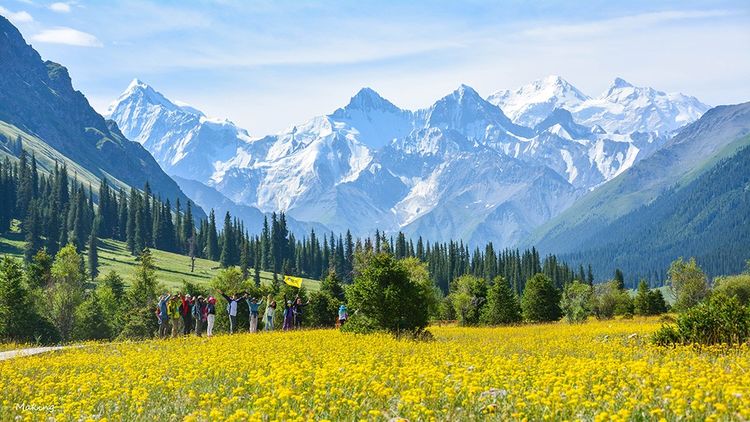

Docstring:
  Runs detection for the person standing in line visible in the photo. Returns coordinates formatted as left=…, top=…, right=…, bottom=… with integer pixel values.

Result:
left=245, top=295, right=264, bottom=333
left=193, top=296, right=207, bottom=337
left=218, top=290, right=243, bottom=334
left=206, top=296, right=217, bottom=337
left=291, top=296, right=310, bottom=330
left=282, top=298, right=294, bottom=331
left=180, top=294, right=194, bottom=335
left=157, top=293, right=171, bottom=338
left=167, top=294, right=182, bottom=337
left=264, top=295, right=276, bottom=331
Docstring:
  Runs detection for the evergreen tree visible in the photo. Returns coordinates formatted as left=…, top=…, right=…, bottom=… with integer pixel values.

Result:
left=521, top=273, right=561, bottom=322
left=0, top=257, right=59, bottom=343
left=72, top=291, right=112, bottom=340
left=206, top=210, right=219, bottom=261
left=480, top=276, right=522, bottom=325
left=614, top=269, right=625, bottom=290
left=119, top=248, right=158, bottom=339
left=87, top=223, right=99, bottom=281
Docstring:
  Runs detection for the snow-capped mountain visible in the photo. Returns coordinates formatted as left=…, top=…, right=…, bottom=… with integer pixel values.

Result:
left=571, top=78, right=709, bottom=135
left=488, top=75, right=590, bottom=128
left=106, top=79, right=251, bottom=182
left=108, top=76, right=708, bottom=246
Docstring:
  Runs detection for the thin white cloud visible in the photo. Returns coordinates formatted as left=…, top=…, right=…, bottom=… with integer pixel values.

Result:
left=49, top=2, right=72, bottom=13
left=31, top=27, right=102, bottom=47
left=0, top=6, right=34, bottom=23
left=521, top=9, right=734, bottom=39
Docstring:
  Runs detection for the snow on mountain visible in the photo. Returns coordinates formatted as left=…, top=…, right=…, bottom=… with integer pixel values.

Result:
left=109, top=77, right=708, bottom=246
left=571, top=77, right=710, bottom=135
left=488, top=75, right=590, bottom=128
left=106, top=79, right=250, bottom=182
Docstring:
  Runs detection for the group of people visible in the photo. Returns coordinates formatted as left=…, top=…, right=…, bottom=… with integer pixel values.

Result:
left=155, top=290, right=349, bottom=337
left=156, top=293, right=217, bottom=337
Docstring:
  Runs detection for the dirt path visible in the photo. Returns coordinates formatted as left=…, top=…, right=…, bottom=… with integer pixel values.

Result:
left=0, top=346, right=68, bottom=361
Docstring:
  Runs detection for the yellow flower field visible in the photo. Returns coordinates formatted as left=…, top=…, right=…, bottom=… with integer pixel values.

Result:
left=1, top=318, right=748, bottom=421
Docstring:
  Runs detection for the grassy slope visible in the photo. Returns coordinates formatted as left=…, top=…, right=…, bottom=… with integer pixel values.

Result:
left=0, top=235, right=319, bottom=291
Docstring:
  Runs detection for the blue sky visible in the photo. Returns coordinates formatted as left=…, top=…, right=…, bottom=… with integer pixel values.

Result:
left=1, top=0, right=749, bottom=134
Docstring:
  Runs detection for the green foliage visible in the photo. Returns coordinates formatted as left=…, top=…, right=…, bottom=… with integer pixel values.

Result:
left=0, top=256, right=59, bottom=343
left=634, top=280, right=669, bottom=316
left=521, top=273, right=561, bottom=322
left=26, top=247, right=52, bottom=289
left=47, top=244, right=85, bottom=341
left=101, top=270, right=125, bottom=300
left=307, top=270, right=344, bottom=328
left=72, top=291, right=112, bottom=341
left=449, top=275, right=488, bottom=326
left=560, top=281, right=593, bottom=323
left=592, top=281, right=633, bottom=320
left=344, top=252, right=431, bottom=336
left=713, top=274, right=750, bottom=306
left=119, top=248, right=158, bottom=339
left=653, top=294, right=750, bottom=346
left=668, top=257, right=709, bottom=312
left=480, top=276, right=521, bottom=325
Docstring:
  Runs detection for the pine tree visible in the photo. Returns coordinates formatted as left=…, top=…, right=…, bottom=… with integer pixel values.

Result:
left=206, top=210, right=219, bottom=261
left=119, top=248, right=158, bottom=339
left=480, top=276, right=522, bottom=325
left=87, top=223, right=99, bottom=281
left=0, top=257, right=58, bottom=343
left=614, top=269, right=625, bottom=290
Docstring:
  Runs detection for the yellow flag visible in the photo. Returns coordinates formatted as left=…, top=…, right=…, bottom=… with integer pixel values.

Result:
left=283, top=275, right=303, bottom=289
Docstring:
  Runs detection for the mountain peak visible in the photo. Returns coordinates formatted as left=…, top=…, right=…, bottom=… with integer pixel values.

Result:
left=342, top=87, right=400, bottom=113
left=611, top=77, right=633, bottom=89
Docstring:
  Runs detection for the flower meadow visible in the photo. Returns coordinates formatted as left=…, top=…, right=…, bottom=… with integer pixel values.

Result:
left=1, top=318, right=748, bottom=421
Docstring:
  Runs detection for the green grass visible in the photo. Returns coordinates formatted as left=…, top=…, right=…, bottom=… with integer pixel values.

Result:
left=0, top=235, right=320, bottom=291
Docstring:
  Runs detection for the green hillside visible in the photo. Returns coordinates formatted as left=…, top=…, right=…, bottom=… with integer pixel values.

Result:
left=561, top=144, right=750, bottom=285
left=0, top=234, right=320, bottom=292
left=530, top=102, right=750, bottom=255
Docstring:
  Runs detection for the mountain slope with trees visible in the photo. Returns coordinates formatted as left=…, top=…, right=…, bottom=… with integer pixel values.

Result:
left=561, top=142, right=750, bottom=285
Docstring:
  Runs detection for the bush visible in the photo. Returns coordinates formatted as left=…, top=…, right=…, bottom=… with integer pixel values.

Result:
left=592, top=281, right=632, bottom=320
left=713, top=274, right=750, bottom=306
left=560, top=281, right=593, bottom=323
left=521, top=273, right=561, bottom=322
left=449, top=275, right=488, bottom=326
left=344, top=252, right=432, bottom=336
left=652, top=294, right=750, bottom=346
left=668, top=257, right=709, bottom=312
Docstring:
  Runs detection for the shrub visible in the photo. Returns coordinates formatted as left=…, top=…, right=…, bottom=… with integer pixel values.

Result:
left=652, top=294, right=750, bottom=346
left=344, top=252, right=432, bottom=336
left=449, top=275, right=488, bottom=326
left=592, top=281, right=632, bottom=320
left=521, top=273, right=561, bottom=322
left=668, top=257, right=709, bottom=312
left=713, top=274, right=750, bottom=306
left=560, top=281, right=593, bottom=323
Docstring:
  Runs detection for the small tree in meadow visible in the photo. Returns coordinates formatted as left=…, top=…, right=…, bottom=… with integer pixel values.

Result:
left=560, top=281, right=593, bottom=323
left=480, top=276, right=521, bottom=325
left=668, top=257, right=709, bottom=312
left=521, top=273, right=561, bottom=322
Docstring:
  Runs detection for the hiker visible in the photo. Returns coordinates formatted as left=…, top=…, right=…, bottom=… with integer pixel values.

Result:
left=282, top=298, right=294, bottom=331
left=245, top=295, right=264, bottom=333
left=157, top=294, right=171, bottom=338
left=264, top=295, right=276, bottom=331
left=193, top=296, right=208, bottom=337
left=291, top=296, right=310, bottom=330
left=167, top=295, right=182, bottom=337
left=206, top=296, right=217, bottom=337
left=180, top=294, right=194, bottom=335
left=337, top=304, right=348, bottom=328
left=218, top=290, right=243, bottom=334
